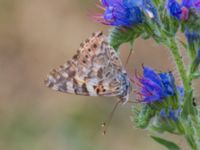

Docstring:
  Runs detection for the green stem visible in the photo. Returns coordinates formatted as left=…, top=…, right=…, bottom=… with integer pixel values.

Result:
left=166, top=38, right=189, bottom=91
left=163, top=37, right=199, bottom=150
left=166, top=37, right=200, bottom=150
left=182, top=115, right=200, bottom=150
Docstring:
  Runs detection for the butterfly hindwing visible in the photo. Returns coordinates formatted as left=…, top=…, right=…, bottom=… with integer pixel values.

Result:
left=45, top=32, right=130, bottom=103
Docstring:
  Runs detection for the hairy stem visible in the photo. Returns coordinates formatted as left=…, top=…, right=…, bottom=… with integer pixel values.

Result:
left=167, top=38, right=189, bottom=90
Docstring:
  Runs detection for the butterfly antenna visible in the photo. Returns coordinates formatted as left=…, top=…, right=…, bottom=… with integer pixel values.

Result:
left=125, top=42, right=134, bottom=69
left=101, top=100, right=121, bottom=135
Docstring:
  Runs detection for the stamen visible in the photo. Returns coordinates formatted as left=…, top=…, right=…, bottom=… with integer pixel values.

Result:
left=96, top=4, right=106, bottom=10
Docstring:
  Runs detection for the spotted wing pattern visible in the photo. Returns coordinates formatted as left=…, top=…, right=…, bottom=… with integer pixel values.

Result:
left=44, top=31, right=131, bottom=103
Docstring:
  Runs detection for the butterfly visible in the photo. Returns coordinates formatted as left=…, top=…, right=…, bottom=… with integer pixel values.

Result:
left=44, top=31, right=131, bottom=103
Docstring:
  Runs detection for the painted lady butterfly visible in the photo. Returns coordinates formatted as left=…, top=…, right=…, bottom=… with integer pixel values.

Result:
left=45, top=31, right=131, bottom=103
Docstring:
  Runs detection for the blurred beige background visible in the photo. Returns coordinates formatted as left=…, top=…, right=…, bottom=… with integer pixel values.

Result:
left=0, top=0, right=193, bottom=150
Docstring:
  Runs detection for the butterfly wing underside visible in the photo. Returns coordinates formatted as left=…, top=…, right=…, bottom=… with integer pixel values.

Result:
left=45, top=32, right=130, bottom=103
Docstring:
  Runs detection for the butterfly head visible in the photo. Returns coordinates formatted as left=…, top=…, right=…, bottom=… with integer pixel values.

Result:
left=117, top=72, right=131, bottom=104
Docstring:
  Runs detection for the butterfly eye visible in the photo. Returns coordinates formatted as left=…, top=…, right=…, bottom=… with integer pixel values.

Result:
left=103, top=89, right=106, bottom=92
left=88, top=48, right=91, bottom=52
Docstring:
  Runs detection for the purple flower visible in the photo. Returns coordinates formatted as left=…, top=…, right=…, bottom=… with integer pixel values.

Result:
left=134, top=66, right=176, bottom=103
left=167, top=0, right=200, bottom=20
left=94, top=0, right=158, bottom=27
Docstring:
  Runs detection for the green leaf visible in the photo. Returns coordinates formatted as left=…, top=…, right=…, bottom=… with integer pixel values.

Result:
left=151, top=136, right=181, bottom=150
left=133, top=105, right=155, bottom=129
left=108, top=27, right=141, bottom=51
left=150, top=117, right=178, bottom=134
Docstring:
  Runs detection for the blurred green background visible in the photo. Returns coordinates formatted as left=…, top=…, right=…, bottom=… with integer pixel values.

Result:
left=0, top=0, right=194, bottom=150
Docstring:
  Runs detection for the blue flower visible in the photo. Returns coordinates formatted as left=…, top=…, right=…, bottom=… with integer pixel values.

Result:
left=167, top=0, right=182, bottom=19
left=160, top=107, right=181, bottom=121
left=159, top=86, right=184, bottom=121
left=182, top=0, right=200, bottom=10
left=94, top=0, right=158, bottom=27
left=184, top=30, right=200, bottom=64
left=134, top=66, right=176, bottom=103
left=185, top=29, right=200, bottom=44
left=167, top=0, right=200, bottom=20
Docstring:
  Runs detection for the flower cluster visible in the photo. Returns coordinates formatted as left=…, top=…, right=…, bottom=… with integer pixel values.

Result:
left=133, top=66, right=184, bottom=122
left=91, top=0, right=200, bottom=149
left=167, top=0, right=200, bottom=20
left=94, top=0, right=158, bottom=27
left=134, top=66, right=176, bottom=103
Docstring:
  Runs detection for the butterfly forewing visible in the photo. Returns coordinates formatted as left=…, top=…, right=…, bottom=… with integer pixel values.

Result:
left=45, top=31, right=131, bottom=103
